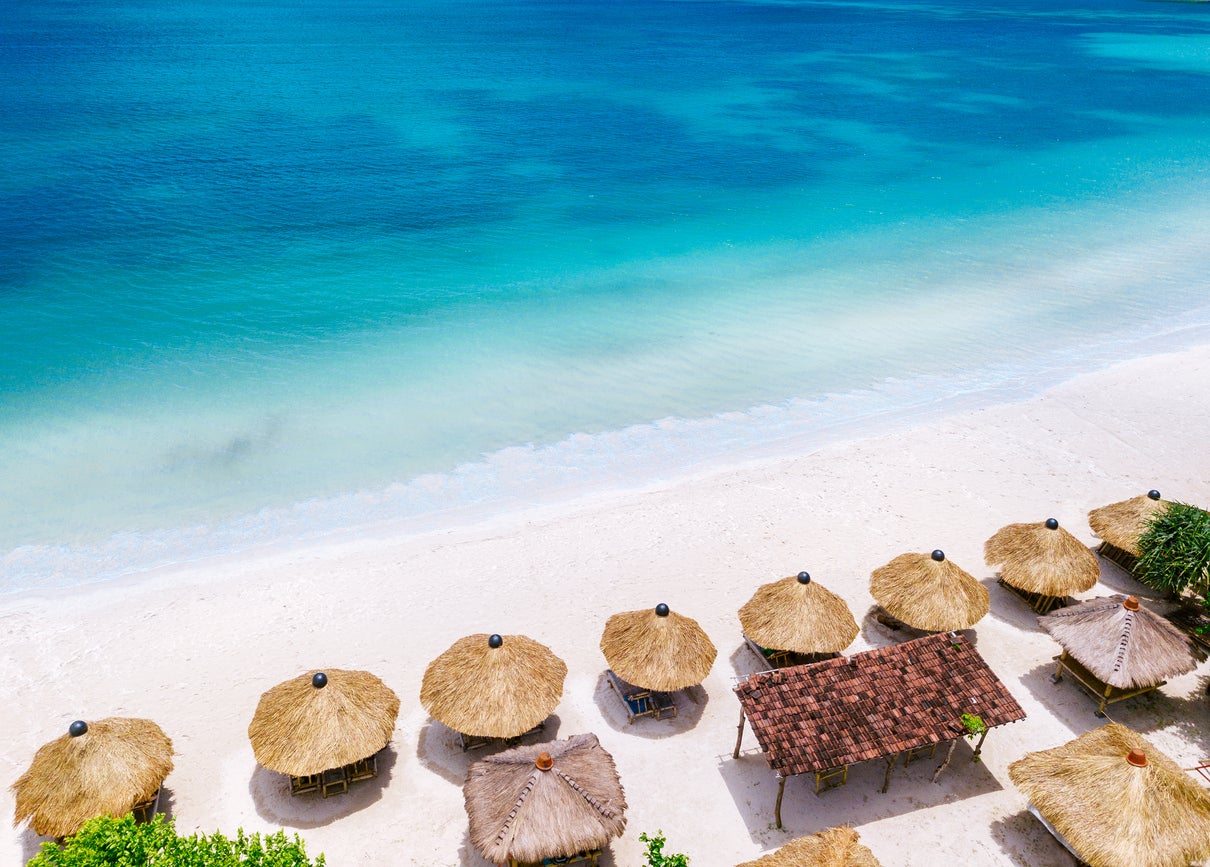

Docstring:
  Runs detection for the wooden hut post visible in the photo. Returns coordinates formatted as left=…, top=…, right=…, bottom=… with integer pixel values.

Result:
left=880, top=752, right=899, bottom=794
left=933, top=738, right=958, bottom=783
left=972, top=728, right=989, bottom=759
left=733, top=709, right=746, bottom=758
left=774, top=774, right=786, bottom=829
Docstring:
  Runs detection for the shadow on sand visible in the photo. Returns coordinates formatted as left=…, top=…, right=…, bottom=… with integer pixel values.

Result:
left=718, top=735, right=1004, bottom=843
left=591, top=671, right=708, bottom=739
left=415, top=716, right=564, bottom=786
left=249, top=746, right=398, bottom=829
left=988, top=810, right=1079, bottom=866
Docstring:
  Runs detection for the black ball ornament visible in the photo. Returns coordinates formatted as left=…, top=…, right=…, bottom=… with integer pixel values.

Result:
left=797, top=571, right=811, bottom=584
left=931, top=550, right=945, bottom=562
left=69, top=720, right=88, bottom=737
left=312, top=672, right=328, bottom=689
left=488, top=634, right=504, bottom=649
left=1148, top=490, right=1161, bottom=500
left=655, top=603, right=670, bottom=617
left=1045, top=518, right=1059, bottom=530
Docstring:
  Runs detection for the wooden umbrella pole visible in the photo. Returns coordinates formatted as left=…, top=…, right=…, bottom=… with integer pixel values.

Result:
left=733, top=709, right=746, bottom=758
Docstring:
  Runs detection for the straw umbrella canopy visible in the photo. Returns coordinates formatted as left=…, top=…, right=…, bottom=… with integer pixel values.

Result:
left=736, top=825, right=882, bottom=867
left=600, top=603, right=717, bottom=692
left=1088, top=490, right=1167, bottom=558
left=984, top=517, right=1100, bottom=596
left=249, top=668, right=400, bottom=776
left=464, top=733, right=626, bottom=865
left=421, top=633, right=567, bottom=739
left=1038, top=594, right=1198, bottom=688
left=869, top=550, right=989, bottom=631
left=1008, top=723, right=1210, bottom=867
left=12, top=717, right=173, bottom=839
left=738, top=571, right=859, bottom=654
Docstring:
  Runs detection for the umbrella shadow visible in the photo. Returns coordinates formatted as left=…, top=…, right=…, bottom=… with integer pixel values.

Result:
left=416, top=716, right=564, bottom=786
left=988, top=810, right=1078, bottom=866
left=590, top=670, right=708, bottom=739
left=981, top=575, right=1047, bottom=632
left=20, top=829, right=50, bottom=864
left=1091, top=552, right=1154, bottom=597
left=248, top=745, right=398, bottom=829
left=718, top=736, right=1004, bottom=841
left=729, top=642, right=773, bottom=679
left=857, top=604, right=979, bottom=648
left=157, top=786, right=178, bottom=820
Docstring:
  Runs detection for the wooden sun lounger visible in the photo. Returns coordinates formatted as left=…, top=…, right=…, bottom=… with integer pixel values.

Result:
left=459, top=723, right=546, bottom=752
left=131, top=787, right=161, bottom=822
left=508, top=849, right=601, bottom=866
left=605, top=669, right=676, bottom=723
left=289, top=751, right=381, bottom=796
left=998, top=577, right=1070, bottom=614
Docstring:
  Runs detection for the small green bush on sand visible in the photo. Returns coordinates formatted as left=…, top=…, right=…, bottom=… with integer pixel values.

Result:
left=639, top=829, right=690, bottom=866
left=27, top=814, right=324, bottom=867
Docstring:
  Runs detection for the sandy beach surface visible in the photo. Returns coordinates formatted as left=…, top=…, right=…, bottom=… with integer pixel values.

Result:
left=4, top=344, right=1209, bottom=867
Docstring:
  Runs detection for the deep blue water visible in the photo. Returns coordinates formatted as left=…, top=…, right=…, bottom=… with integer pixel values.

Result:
left=3, top=0, right=1210, bottom=590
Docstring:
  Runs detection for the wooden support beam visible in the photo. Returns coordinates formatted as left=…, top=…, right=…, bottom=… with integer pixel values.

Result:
left=774, top=774, right=786, bottom=829
left=733, top=708, right=746, bottom=759
left=880, top=752, right=899, bottom=794
left=972, top=728, right=989, bottom=760
left=933, top=738, right=958, bottom=783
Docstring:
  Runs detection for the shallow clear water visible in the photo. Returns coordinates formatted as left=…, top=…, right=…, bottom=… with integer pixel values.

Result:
left=3, top=0, right=1210, bottom=591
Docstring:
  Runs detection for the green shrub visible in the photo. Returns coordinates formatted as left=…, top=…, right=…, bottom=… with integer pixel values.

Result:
left=639, top=830, right=689, bottom=867
left=1136, top=502, right=1210, bottom=598
left=28, top=814, right=324, bottom=867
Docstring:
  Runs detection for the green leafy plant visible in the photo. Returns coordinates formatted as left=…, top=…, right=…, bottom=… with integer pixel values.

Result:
left=1136, top=502, right=1210, bottom=598
left=960, top=713, right=987, bottom=739
left=639, top=829, right=690, bottom=867
left=27, top=814, right=325, bottom=867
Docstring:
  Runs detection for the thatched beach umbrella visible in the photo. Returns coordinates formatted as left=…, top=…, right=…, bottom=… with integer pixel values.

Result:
left=600, top=603, right=717, bottom=692
left=421, top=633, right=567, bottom=740
left=738, top=571, right=859, bottom=655
left=736, top=825, right=881, bottom=867
left=12, top=717, right=173, bottom=839
left=869, top=550, right=989, bottom=632
left=1008, top=723, right=1210, bottom=867
left=1088, top=490, right=1168, bottom=560
left=249, top=668, right=400, bottom=776
left=985, top=517, right=1099, bottom=611
left=1039, top=594, right=1197, bottom=690
left=464, top=733, right=626, bottom=866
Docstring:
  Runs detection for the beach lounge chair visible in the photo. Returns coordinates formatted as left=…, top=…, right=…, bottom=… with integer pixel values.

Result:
left=459, top=722, right=546, bottom=752
left=605, top=669, right=676, bottom=723
left=130, top=787, right=161, bottom=823
left=507, top=850, right=601, bottom=867
left=743, top=633, right=796, bottom=668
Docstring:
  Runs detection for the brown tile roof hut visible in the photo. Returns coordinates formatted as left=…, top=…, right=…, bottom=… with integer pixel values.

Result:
left=869, top=550, right=989, bottom=632
left=738, top=571, right=859, bottom=667
left=732, top=632, right=1024, bottom=828
left=1039, top=594, right=1198, bottom=715
left=249, top=669, right=400, bottom=796
left=736, top=825, right=882, bottom=867
left=600, top=603, right=717, bottom=692
left=421, top=633, right=567, bottom=749
left=1008, top=723, right=1210, bottom=867
left=12, top=718, right=173, bottom=839
left=1087, top=490, right=1167, bottom=572
left=984, top=517, right=1100, bottom=613
left=463, top=733, right=626, bottom=867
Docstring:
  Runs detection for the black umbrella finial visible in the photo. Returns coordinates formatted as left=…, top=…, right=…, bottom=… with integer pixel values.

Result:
left=797, top=571, right=811, bottom=584
left=488, top=633, right=504, bottom=648
left=1148, top=489, right=1161, bottom=500
left=931, top=550, right=946, bottom=562
left=655, top=603, right=670, bottom=617
left=68, top=720, right=88, bottom=737
left=1045, top=517, right=1059, bottom=530
left=312, top=672, right=328, bottom=688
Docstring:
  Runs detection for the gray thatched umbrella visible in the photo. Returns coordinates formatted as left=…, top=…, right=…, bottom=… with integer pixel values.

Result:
left=869, top=550, right=989, bottom=632
left=464, top=733, right=626, bottom=866
left=985, top=518, right=1099, bottom=609
left=736, top=825, right=882, bottom=867
left=421, top=633, right=567, bottom=739
left=249, top=669, right=400, bottom=776
left=1039, top=595, right=1197, bottom=689
left=12, top=718, right=173, bottom=839
left=600, top=604, right=717, bottom=692
left=738, top=571, right=859, bottom=655
left=1088, top=490, right=1167, bottom=561
left=1008, top=723, right=1210, bottom=867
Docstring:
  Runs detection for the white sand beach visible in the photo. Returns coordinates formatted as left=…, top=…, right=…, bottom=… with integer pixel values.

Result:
left=3, top=344, right=1209, bottom=866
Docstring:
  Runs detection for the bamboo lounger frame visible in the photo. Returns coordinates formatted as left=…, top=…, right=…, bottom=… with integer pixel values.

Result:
left=1050, top=651, right=1164, bottom=716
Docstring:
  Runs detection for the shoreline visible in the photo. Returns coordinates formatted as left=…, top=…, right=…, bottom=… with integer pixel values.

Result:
left=6, top=311, right=1210, bottom=599
left=4, top=342, right=1210, bottom=865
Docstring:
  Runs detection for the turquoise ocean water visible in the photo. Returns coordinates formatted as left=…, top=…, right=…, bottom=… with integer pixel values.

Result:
left=3, top=0, right=1210, bottom=592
